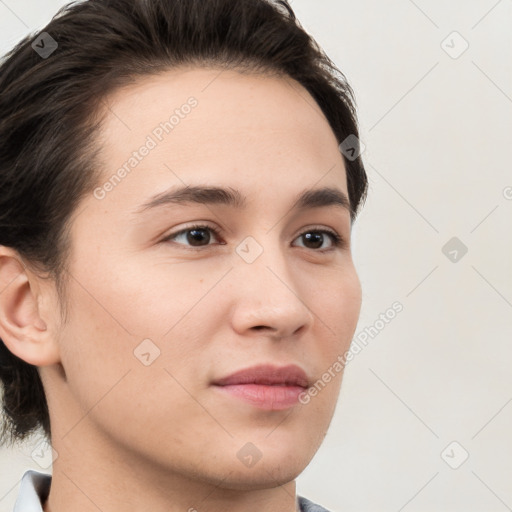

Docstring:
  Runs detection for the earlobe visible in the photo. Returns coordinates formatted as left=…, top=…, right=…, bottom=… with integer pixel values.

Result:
left=0, top=247, right=60, bottom=367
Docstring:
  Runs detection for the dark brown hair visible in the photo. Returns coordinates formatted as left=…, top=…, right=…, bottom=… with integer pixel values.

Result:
left=0, top=0, right=368, bottom=447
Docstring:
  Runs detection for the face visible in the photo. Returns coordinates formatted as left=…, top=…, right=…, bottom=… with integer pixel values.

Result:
left=43, top=67, right=362, bottom=490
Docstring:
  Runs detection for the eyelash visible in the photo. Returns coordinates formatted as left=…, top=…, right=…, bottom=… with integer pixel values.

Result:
left=161, top=224, right=345, bottom=252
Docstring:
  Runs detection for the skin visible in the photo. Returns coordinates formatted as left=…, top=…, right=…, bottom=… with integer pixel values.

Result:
left=0, top=67, right=362, bottom=512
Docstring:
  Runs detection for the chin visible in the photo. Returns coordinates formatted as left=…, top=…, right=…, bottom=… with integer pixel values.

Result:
left=216, top=437, right=317, bottom=491
left=213, top=459, right=306, bottom=491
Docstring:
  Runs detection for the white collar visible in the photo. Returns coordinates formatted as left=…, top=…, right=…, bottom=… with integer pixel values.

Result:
left=13, top=470, right=51, bottom=512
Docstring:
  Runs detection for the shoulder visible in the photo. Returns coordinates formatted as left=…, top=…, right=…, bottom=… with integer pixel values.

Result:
left=13, top=470, right=51, bottom=512
left=297, top=495, right=332, bottom=512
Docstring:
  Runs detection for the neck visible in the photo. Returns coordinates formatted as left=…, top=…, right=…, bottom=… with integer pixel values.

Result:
left=44, top=424, right=299, bottom=512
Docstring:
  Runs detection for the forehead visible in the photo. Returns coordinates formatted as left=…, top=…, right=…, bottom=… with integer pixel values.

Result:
left=90, top=67, right=348, bottom=214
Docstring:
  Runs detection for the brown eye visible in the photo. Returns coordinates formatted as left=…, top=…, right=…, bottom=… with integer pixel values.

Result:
left=293, top=229, right=343, bottom=251
left=184, top=227, right=212, bottom=246
left=301, top=232, right=324, bottom=249
left=162, top=225, right=222, bottom=247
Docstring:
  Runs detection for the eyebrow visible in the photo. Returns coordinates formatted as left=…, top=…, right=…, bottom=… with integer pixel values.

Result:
left=133, top=184, right=353, bottom=217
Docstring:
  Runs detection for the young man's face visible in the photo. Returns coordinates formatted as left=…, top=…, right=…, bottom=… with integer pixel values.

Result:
left=42, top=68, right=361, bottom=490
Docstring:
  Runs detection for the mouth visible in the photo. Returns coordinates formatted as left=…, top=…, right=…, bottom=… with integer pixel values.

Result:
left=212, top=364, right=310, bottom=411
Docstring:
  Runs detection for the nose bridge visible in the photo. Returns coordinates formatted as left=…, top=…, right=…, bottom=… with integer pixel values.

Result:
left=236, top=234, right=294, bottom=297
left=230, top=234, right=313, bottom=336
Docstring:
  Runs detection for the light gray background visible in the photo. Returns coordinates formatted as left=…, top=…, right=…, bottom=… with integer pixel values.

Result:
left=1, top=1, right=511, bottom=511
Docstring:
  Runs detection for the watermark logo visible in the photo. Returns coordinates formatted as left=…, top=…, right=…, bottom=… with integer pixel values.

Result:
left=236, top=442, right=263, bottom=468
left=31, top=437, right=59, bottom=469
left=441, top=31, right=469, bottom=59
left=339, top=134, right=365, bottom=161
left=133, top=338, right=161, bottom=366
left=441, top=441, right=469, bottom=469
left=442, top=236, right=468, bottom=263
left=31, top=32, right=58, bottom=59
left=235, top=236, right=264, bottom=263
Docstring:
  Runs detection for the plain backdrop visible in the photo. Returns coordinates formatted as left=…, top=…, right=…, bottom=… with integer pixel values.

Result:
left=1, top=1, right=511, bottom=511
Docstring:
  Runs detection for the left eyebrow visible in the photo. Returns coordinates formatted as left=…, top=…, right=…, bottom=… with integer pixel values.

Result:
left=132, top=184, right=352, bottom=217
left=294, top=187, right=352, bottom=215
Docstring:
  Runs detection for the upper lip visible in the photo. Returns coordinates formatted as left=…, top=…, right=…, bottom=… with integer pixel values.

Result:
left=213, top=364, right=310, bottom=388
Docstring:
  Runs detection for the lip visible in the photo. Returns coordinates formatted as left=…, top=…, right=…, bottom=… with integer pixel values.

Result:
left=212, top=364, right=309, bottom=411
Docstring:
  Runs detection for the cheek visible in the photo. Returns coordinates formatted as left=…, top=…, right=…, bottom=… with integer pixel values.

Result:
left=57, top=287, right=137, bottom=416
left=102, top=254, right=230, bottom=339
left=55, top=276, right=208, bottom=449
left=339, top=273, right=362, bottom=337
left=57, top=257, right=219, bottom=406
left=293, top=267, right=361, bottom=411
left=55, top=270, right=150, bottom=409
left=315, top=266, right=362, bottom=350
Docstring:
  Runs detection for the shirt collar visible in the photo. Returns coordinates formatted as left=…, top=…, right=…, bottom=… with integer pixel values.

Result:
left=13, top=470, right=51, bottom=512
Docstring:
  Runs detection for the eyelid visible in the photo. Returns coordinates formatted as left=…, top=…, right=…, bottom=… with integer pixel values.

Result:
left=161, top=223, right=224, bottom=248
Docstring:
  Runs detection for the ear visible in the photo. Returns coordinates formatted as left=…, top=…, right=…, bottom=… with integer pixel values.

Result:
left=0, top=246, right=60, bottom=366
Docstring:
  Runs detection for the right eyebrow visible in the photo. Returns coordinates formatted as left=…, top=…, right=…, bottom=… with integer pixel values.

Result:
left=133, top=185, right=245, bottom=214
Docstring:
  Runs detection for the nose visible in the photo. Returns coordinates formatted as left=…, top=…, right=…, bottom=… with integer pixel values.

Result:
left=229, top=245, right=314, bottom=340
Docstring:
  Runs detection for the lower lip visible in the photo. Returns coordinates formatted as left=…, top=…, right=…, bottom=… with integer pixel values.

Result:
left=214, top=384, right=305, bottom=410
